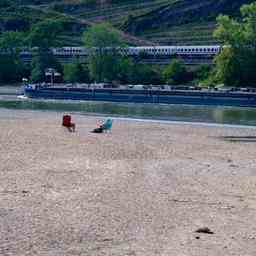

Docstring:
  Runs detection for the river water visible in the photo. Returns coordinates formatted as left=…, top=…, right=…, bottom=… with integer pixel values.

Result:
left=0, top=86, right=256, bottom=126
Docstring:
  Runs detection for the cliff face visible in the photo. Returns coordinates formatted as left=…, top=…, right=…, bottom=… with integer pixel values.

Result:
left=123, top=0, right=254, bottom=34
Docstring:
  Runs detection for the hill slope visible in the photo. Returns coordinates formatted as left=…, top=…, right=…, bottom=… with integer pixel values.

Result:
left=123, top=0, right=254, bottom=45
left=0, top=0, right=254, bottom=46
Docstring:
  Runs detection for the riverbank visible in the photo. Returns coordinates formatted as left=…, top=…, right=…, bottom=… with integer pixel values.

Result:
left=1, top=110, right=256, bottom=255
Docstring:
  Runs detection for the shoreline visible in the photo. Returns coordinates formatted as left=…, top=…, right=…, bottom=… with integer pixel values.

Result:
left=1, top=108, right=256, bottom=129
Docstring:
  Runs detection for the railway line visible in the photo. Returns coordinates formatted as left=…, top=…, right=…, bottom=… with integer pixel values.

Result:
left=19, top=45, right=221, bottom=65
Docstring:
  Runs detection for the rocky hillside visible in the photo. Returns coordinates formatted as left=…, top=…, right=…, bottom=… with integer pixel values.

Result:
left=0, top=0, right=254, bottom=46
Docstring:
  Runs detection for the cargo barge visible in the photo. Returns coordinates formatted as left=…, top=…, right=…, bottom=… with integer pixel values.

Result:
left=24, top=85, right=256, bottom=107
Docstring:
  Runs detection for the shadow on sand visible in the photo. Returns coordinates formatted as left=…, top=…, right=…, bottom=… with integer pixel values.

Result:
left=218, top=136, right=256, bottom=143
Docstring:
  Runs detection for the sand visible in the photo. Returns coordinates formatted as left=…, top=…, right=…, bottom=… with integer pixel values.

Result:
left=0, top=109, right=256, bottom=256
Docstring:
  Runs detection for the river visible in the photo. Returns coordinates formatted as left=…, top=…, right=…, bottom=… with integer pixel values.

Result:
left=0, top=86, right=256, bottom=126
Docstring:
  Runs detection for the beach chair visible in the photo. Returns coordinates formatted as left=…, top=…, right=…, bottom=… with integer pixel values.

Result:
left=91, top=119, right=113, bottom=133
left=62, top=115, right=75, bottom=132
left=101, top=119, right=113, bottom=132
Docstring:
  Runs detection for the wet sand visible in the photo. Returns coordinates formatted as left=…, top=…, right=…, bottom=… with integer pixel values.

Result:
left=0, top=109, right=256, bottom=256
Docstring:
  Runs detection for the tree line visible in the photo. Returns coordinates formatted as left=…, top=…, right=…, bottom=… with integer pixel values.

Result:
left=0, top=1, right=256, bottom=87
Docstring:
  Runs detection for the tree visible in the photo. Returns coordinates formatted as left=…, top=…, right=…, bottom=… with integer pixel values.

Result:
left=115, top=57, right=134, bottom=84
left=162, top=59, right=187, bottom=85
left=212, top=2, right=256, bottom=86
left=83, top=23, right=124, bottom=49
left=30, top=49, right=62, bottom=83
left=83, top=23, right=126, bottom=82
left=196, top=65, right=211, bottom=81
left=214, top=47, right=241, bottom=86
left=27, top=19, right=64, bottom=48
left=193, top=64, right=213, bottom=86
left=0, top=31, right=27, bottom=83
left=0, top=56, right=21, bottom=83
left=0, top=31, right=25, bottom=55
left=63, top=63, right=91, bottom=83
left=129, top=64, right=162, bottom=85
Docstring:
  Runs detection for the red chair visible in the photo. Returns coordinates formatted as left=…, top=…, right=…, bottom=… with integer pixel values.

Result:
left=62, top=115, right=75, bottom=132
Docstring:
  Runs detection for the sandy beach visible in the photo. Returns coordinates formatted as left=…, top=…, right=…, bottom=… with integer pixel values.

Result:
left=0, top=109, right=256, bottom=256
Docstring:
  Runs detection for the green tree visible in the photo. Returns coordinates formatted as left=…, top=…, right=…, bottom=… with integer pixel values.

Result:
left=196, top=65, right=211, bottom=81
left=0, top=31, right=25, bottom=55
left=27, top=19, right=64, bottom=48
left=30, top=49, right=62, bottom=82
left=214, top=47, right=241, bottom=86
left=212, top=2, right=256, bottom=86
left=63, top=63, right=90, bottom=83
left=193, top=64, right=213, bottom=86
left=83, top=23, right=126, bottom=82
left=0, top=56, right=21, bottom=83
left=0, top=31, right=27, bottom=83
left=83, top=23, right=124, bottom=49
left=116, top=57, right=134, bottom=84
left=130, top=64, right=162, bottom=85
left=162, top=59, right=187, bottom=85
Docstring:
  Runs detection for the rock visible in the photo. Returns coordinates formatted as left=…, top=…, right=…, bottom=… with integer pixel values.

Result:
left=195, top=227, right=214, bottom=234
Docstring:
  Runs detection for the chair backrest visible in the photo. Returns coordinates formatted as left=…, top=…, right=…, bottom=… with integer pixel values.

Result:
left=62, top=115, right=71, bottom=126
left=102, top=119, right=113, bottom=130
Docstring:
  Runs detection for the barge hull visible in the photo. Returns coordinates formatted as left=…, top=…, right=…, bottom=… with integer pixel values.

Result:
left=24, top=88, right=256, bottom=107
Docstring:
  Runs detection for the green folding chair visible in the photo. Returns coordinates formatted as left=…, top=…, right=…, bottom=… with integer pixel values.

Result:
left=101, top=119, right=113, bottom=132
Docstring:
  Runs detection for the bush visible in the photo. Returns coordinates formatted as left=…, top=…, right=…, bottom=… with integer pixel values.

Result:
left=162, top=59, right=187, bottom=85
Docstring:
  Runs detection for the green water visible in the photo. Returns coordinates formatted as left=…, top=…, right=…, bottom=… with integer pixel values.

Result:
left=0, top=96, right=256, bottom=126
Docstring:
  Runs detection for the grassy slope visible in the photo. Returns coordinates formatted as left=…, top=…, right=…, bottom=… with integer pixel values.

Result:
left=0, top=0, right=253, bottom=46
left=123, top=0, right=254, bottom=45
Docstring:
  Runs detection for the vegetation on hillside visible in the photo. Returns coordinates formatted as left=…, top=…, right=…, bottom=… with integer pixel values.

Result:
left=0, top=0, right=253, bottom=46
left=0, top=1, right=256, bottom=87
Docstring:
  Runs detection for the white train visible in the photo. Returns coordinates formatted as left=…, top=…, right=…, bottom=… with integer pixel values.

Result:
left=51, top=45, right=221, bottom=57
